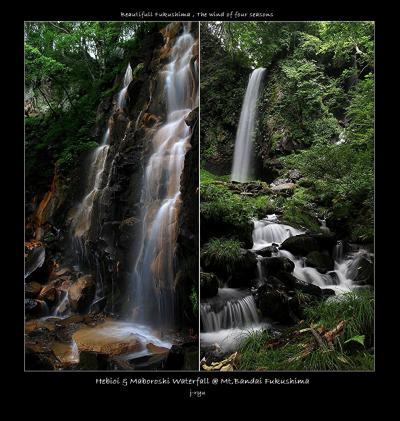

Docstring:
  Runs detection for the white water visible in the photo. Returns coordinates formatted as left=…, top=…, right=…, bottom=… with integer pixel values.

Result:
left=200, top=287, right=268, bottom=353
left=200, top=215, right=372, bottom=353
left=231, top=68, right=266, bottom=182
left=255, top=214, right=370, bottom=294
left=252, top=215, right=304, bottom=250
left=201, top=288, right=259, bottom=331
left=131, top=24, right=198, bottom=328
left=117, top=64, right=133, bottom=109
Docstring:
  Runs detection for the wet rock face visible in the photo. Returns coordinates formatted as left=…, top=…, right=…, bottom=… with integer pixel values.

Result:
left=68, top=275, right=95, bottom=313
left=25, top=282, right=43, bottom=298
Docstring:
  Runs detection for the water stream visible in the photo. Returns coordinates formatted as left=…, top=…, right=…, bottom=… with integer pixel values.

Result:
left=201, top=214, right=372, bottom=354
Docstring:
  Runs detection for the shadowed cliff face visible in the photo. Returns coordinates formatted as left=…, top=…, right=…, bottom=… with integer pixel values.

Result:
left=26, top=22, right=199, bottom=331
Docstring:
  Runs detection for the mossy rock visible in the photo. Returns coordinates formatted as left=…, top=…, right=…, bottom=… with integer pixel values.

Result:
left=305, top=251, right=334, bottom=274
left=200, top=272, right=220, bottom=299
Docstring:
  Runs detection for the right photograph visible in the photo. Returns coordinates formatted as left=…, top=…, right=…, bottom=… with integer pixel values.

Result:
left=199, top=21, right=374, bottom=371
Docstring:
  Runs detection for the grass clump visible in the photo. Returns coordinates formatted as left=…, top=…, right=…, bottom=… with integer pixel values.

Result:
left=201, top=238, right=243, bottom=275
left=237, top=290, right=374, bottom=371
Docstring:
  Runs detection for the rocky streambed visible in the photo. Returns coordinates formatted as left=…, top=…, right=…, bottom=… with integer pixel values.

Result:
left=200, top=213, right=374, bottom=366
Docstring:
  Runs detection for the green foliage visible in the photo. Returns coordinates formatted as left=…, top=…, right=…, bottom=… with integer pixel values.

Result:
left=282, top=187, right=321, bottom=232
left=238, top=290, right=374, bottom=371
left=304, top=290, right=374, bottom=347
left=201, top=238, right=243, bottom=274
left=201, top=180, right=275, bottom=227
left=190, top=287, right=199, bottom=315
left=346, top=73, right=374, bottom=146
left=200, top=169, right=230, bottom=184
left=281, top=141, right=373, bottom=241
left=25, top=21, right=165, bottom=195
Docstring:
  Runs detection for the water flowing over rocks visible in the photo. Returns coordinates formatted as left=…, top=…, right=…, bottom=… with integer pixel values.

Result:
left=25, top=22, right=199, bottom=370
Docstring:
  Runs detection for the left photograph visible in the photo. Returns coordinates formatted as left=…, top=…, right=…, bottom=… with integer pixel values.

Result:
left=25, top=21, right=199, bottom=370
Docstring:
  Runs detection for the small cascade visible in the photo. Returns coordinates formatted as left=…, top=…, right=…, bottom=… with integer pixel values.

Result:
left=231, top=68, right=266, bottom=182
left=52, top=290, right=70, bottom=317
left=252, top=215, right=371, bottom=295
left=252, top=216, right=304, bottom=250
left=117, top=64, right=133, bottom=109
left=200, top=288, right=264, bottom=354
left=201, top=289, right=259, bottom=332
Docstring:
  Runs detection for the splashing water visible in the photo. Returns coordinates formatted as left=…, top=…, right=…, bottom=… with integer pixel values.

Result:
left=231, top=68, right=266, bottom=182
left=252, top=216, right=304, bottom=250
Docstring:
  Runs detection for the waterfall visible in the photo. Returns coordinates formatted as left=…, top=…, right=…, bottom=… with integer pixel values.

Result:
left=131, top=24, right=198, bottom=328
left=71, top=62, right=133, bottom=246
left=231, top=68, right=266, bottom=182
left=252, top=215, right=369, bottom=294
left=201, top=289, right=259, bottom=332
left=117, top=64, right=133, bottom=109
left=252, top=216, right=304, bottom=250
left=59, top=62, right=134, bottom=314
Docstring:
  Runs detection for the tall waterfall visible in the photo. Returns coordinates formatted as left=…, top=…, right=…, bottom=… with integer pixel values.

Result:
left=131, top=24, right=198, bottom=329
left=59, top=63, right=133, bottom=316
left=231, top=68, right=266, bottom=182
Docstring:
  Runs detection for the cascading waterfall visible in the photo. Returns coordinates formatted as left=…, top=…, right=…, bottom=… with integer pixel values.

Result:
left=252, top=214, right=304, bottom=250
left=71, top=62, right=132, bottom=247
left=200, top=288, right=264, bottom=353
left=52, top=63, right=133, bottom=318
left=201, top=289, right=259, bottom=332
left=231, top=68, right=266, bottom=183
left=254, top=214, right=371, bottom=294
left=131, top=23, right=198, bottom=329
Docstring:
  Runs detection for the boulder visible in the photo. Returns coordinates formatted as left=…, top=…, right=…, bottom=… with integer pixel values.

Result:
left=25, top=246, right=45, bottom=279
left=72, top=322, right=142, bottom=356
left=164, top=345, right=184, bottom=370
left=348, top=255, right=374, bottom=286
left=254, top=245, right=278, bottom=257
left=271, top=183, right=296, bottom=195
left=288, top=169, right=302, bottom=181
left=261, top=256, right=295, bottom=276
left=25, top=298, right=47, bottom=318
left=281, top=234, right=320, bottom=256
left=38, top=284, right=58, bottom=306
left=305, top=251, right=334, bottom=274
left=228, top=249, right=258, bottom=287
left=310, top=232, right=337, bottom=252
left=68, top=275, right=95, bottom=313
left=273, top=271, right=297, bottom=289
left=200, top=272, right=219, bottom=299
left=293, top=279, right=323, bottom=298
left=25, top=282, right=43, bottom=298
left=147, top=343, right=170, bottom=355
left=256, top=284, right=292, bottom=323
